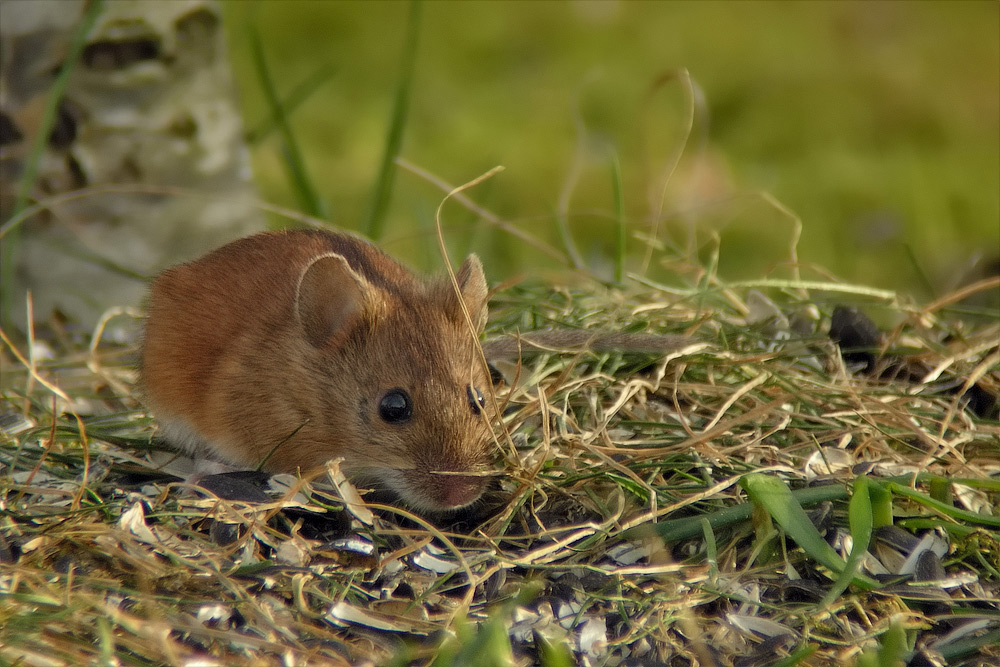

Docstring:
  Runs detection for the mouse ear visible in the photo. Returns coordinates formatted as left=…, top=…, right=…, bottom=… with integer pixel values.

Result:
left=447, top=254, right=489, bottom=333
left=296, top=253, right=377, bottom=348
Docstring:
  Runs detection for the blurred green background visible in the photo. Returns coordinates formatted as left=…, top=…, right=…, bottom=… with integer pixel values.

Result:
left=221, top=0, right=999, bottom=301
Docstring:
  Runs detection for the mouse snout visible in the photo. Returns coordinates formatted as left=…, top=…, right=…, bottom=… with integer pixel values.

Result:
left=400, top=469, right=490, bottom=511
left=432, top=472, right=489, bottom=510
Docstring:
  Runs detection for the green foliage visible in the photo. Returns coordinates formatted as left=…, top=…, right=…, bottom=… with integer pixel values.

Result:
left=430, top=613, right=514, bottom=667
left=245, top=10, right=327, bottom=219
left=741, top=473, right=878, bottom=591
left=220, top=2, right=999, bottom=298
left=857, top=619, right=908, bottom=667
left=363, top=0, right=422, bottom=240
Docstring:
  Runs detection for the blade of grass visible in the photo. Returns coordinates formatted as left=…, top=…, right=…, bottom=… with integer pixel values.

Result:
left=552, top=74, right=599, bottom=272
left=902, top=241, right=936, bottom=298
left=363, top=0, right=422, bottom=240
left=928, top=476, right=952, bottom=505
left=749, top=493, right=780, bottom=565
left=30, top=239, right=149, bottom=282
left=869, top=480, right=894, bottom=528
left=895, top=518, right=982, bottom=539
left=246, top=15, right=326, bottom=219
left=933, top=626, right=1000, bottom=662
left=623, top=480, right=849, bottom=543
left=536, top=632, right=574, bottom=667
left=554, top=206, right=584, bottom=271
left=883, top=481, right=1000, bottom=528
left=436, top=611, right=514, bottom=667
left=877, top=619, right=908, bottom=667
left=771, top=643, right=818, bottom=667
left=700, top=516, right=718, bottom=579
left=8, top=1, right=102, bottom=219
left=395, top=157, right=566, bottom=261
left=640, top=68, right=696, bottom=275
left=741, top=473, right=878, bottom=590
left=727, top=279, right=899, bottom=301
left=819, top=475, right=875, bottom=607
left=609, top=148, right=626, bottom=284
left=1, top=0, right=105, bottom=331
left=244, top=63, right=336, bottom=144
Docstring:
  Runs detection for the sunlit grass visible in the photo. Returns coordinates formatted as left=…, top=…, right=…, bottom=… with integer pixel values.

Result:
left=3, top=236, right=997, bottom=664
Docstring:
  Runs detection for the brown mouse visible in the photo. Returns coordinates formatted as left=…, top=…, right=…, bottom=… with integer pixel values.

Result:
left=140, top=228, right=495, bottom=513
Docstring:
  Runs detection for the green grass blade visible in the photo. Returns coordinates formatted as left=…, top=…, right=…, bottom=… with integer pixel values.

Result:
left=934, top=626, right=1000, bottom=662
left=928, top=476, right=952, bottom=504
left=1, top=0, right=104, bottom=330
left=869, top=480, right=894, bottom=528
left=246, top=16, right=326, bottom=219
left=902, top=241, right=936, bottom=298
left=363, top=0, right=422, bottom=240
left=820, top=475, right=874, bottom=607
left=10, top=1, right=103, bottom=218
left=771, top=643, right=818, bottom=667
left=701, top=516, right=718, bottom=578
left=537, top=633, right=574, bottom=667
left=445, top=612, right=514, bottom=667
left=34, top=238, right=149, bottom=282
left=741, top=473, right=878, bottom=590
left=244, top=63, right=336, bottom=144
left=877, top=619, right=908, bottom=667
left=554, top=206, right=584, bottom=270
left=885, top=481, right=1000, bottom=527
left=624, top=480, right=849, bottom=543
left=608, top=149, right=625, bottom=284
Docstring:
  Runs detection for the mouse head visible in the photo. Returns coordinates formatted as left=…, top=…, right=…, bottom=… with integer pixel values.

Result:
left=289, top=249, right=497, bottom=513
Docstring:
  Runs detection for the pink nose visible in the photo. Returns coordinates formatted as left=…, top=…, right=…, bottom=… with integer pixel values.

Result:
left=433, top=474, right=487, bottom=510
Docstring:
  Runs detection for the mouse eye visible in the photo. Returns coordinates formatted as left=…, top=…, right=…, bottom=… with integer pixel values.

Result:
left=488, top=363, right=505, bottom=387
left=467, top=385, right=485, bottom=415
left=379, top=388, right=413, bottom=424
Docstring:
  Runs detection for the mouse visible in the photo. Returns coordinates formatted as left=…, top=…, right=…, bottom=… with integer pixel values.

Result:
left=140, top=228, right=496, bottom=513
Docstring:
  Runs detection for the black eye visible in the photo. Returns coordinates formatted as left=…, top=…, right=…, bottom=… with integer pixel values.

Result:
left=379, top=388, right=412, bottom=423
left=467, top=385, right=485, bottom=415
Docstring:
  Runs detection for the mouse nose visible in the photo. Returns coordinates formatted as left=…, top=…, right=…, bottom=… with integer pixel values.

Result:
left=429, top=473, right=488, bottom=510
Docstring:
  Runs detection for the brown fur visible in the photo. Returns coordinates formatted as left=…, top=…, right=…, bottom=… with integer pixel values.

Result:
left=141, top=229, right=495, bottom=512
